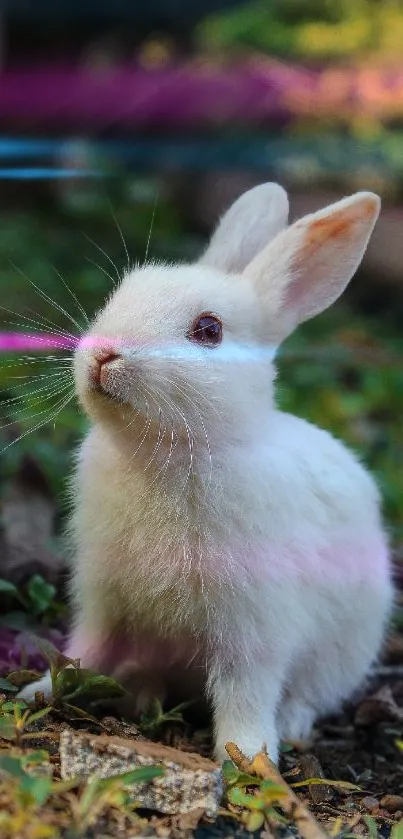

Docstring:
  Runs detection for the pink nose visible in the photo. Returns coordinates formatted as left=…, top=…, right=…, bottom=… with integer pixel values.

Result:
left=90, top=349, right=120, bottom=388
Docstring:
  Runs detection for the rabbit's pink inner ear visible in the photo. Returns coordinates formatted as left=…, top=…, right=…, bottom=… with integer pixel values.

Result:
left=243, top=192, right=380, bottom=343
left=282, top=193, right=380, bottom=325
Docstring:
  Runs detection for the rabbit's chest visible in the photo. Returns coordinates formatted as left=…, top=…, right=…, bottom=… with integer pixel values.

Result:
left=110, top=502, right=275, bottom=637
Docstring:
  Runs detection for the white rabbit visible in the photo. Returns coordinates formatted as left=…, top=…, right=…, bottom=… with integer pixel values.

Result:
left=19, top=184, right=393, bottom=764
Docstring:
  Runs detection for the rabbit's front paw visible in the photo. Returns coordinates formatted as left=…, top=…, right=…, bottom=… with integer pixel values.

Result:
left=210, top=656, right=284, bottom=765
left=18, top=672, right=53, bottom=703
left=214, top=728, right=279, bottom=765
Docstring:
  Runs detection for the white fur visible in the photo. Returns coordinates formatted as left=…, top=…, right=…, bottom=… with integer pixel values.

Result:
left=19, top=185, right=392, bottom=764
left=200, top=182, right=289, bottom=273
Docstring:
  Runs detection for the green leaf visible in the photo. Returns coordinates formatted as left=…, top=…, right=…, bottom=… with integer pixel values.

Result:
left=78, top=764, right=164, bottom=814
left=363, top=814, right=379, bottom=839
left=0, top=752, right=52, bottom=804
left=51, top=777, right=82, bottom=794
left=0, top=754, right=26, bottom=779
left=222, top=760, right=240, bottom=784
left=243, top=809, right=265, bottom=831
left=116, top=765, right=165, bottom=785
left=265, top=805, right=289, bottom=826
left=26, top=575, right=56, bottom=616
left=291, top=777, right=361, bottom=791
left=138, top=697, right=192, bottom=733
left=26, top=706, right=52, bottom=725
left=0, top=611, right=36, bottom=630
left=279, top=741, right=294, bottom=752
left=138, top=696, right=164, bottom=730
left=0, top=579, right=19, bottom=596
left=227, top=787, right=265, bottom=809
left=56, top=668, right=125, bottom=704
left=164, top=699, right=195, bottom=715
left=1, top=700, right=28, bottom=712
left=62, top=702, right=103, bottom=725
left=231, top=772, right=261, bottom=789
left=0, top=677, right=18, bottom=692
left=79, top=776, right=104, bottom=815
left=391, top=823, right=403, bottom=839
left=227, top=782, right=287, bottom=810
left=0, top=716, right=16, bottom=740
left=260, top=780, right=289, bottom=799
left=21, top=775, right=52, bottom=806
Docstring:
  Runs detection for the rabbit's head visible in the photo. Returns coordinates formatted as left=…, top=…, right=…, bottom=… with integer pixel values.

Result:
left=74, top=184, right=379, bottom=454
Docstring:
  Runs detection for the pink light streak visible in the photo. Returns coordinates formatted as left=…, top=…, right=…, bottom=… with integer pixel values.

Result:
left=0, top=332, right=77, bottom=352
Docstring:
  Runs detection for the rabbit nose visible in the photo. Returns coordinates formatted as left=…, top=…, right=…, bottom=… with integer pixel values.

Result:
left=90, top=349, right=120, bottom=388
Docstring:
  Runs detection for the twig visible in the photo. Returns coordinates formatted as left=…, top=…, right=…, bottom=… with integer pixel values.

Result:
left=225, top=742, right=328, bottom=839
left=299, top=754, right=334, bottom=804
left=225, top=742, right=252, bottom=773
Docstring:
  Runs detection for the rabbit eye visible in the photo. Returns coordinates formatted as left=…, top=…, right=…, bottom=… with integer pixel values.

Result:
left=188, top=313, right=222, bottom=347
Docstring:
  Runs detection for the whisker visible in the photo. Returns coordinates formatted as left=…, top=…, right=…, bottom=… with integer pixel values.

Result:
left=0, top=388, right=75, bottom=454
left=154, top=373, right=212, bottom=487
left=25, top=304, right=78, bottom=342
left=0, top=381, right=74, bottom=431
left=10, top=261, right=84, bottom=335
left=107, top=198, right=131, bottom=276
left=161, top=370, right=221, bottom=420
left=0, top=373, right=73, bottom=405
left=136, top=399, right=177, bottom=491
left=7, top=369, right=72, bottom=383
left=0, top=356, right=72, bottom=371
left=142, top=406, right=166, bottom=474
left=0, top=369, right=71, bottom=399
left=144, top=192, right=159, bottom=266
left=85, top=256, right=120, bottom=288
left=140, top=379, right=195, bottom=495
left=0, top=375, right=72, bottom=406
left=126, top=410, right=153, bottom=466
left=0, top=304, right=76, bottom=344
left=51, top=265, right=89, bottom=325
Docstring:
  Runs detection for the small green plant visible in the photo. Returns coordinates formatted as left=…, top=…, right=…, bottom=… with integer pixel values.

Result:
left=222, top=755, right=363, bottom=834
left=222, top=758, right=289, bottom=832
left=22, top=636, right=126, bottom=721
left=66, top=764, right=165, bottom=833
left=138, top=696, right=195, bottom=735
left=0, top=752, right=53, bottom=805
left=0, top=697, right=51, bottom=746
left=0, top=751, right=58, bottom=838
left=0, top=574, right=66, bottom=637
left=0, top=575, right=56, bottom=615
left=0, top=750, right=164, bottom=838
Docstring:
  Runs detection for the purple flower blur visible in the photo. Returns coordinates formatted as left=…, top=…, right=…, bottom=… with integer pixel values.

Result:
left=0, top=627, right=66, bottom=676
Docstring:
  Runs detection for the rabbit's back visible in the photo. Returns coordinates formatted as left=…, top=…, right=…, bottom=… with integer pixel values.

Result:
left=261, top=409, right=387, bottom=569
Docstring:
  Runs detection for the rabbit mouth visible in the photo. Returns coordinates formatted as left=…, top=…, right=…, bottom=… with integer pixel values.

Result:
left=87, top=352, right=132, bottom=406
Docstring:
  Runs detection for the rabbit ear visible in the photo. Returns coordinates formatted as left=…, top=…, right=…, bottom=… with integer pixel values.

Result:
left=200, top=182, right=289, bottom=273
left=244, top=192, right=380, bottom=343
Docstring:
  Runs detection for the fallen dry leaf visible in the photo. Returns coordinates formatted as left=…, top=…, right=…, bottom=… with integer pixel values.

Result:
left=354, top=685, right=403, bottom=726
left=380, top=795, right=403, bottom=813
